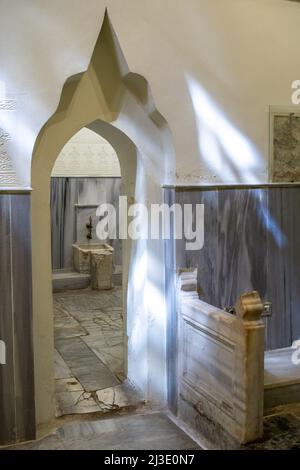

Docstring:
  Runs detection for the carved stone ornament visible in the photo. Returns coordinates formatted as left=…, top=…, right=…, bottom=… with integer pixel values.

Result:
left=235, top=290, right=264, bottom=321
left=0, top=127, right=19, bottom=186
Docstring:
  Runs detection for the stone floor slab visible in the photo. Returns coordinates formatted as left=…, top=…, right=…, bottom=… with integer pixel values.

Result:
left=55, top=337, right=119, bottom=392
left=10, top=413, right=200, bottom=450
left=53, top=287, right=124, bottom=416
left=54, top=350, right=73, bottom=379
left=55, top=390, right=100, bottom=417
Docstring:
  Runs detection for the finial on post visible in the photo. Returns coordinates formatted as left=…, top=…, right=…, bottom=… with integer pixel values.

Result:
left=235, top=290, right=264, bottom=322
left=177, top=268, right=198, bottom=299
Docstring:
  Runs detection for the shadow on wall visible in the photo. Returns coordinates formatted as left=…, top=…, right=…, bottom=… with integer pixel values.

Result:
left=185, top=74, right=264, bottom=184
left=185, top=75, right=287, bottom=246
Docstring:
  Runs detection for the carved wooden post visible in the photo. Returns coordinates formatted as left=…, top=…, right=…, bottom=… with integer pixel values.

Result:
left=235, top=290, right=265, bottom=442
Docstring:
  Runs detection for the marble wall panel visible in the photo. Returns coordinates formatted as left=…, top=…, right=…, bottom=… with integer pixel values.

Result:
left=175, top=190, right=220, bottom=306
left=281, top=188, right=300, bottom=343
left=75, top=206, right=100, bottom=243
left=51, top=178, right=77, bottom=269
left=265, top=188, right=289, bottom=349
left=217, top=188, right=268, bottom=310
left=0, top=195, right=16, bottom=444
left=172, top=185, right=300, bottom=351
left=0, top=193, right=35, bottom=445
left=10, top=195, right=35, bottom=441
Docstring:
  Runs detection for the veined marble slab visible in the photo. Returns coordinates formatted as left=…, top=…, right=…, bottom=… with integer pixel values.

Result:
left=55, top=337, right=119, bottom=392
left=0, top=194, right=35, bottom=445
left=54, top=350, right=72, bottom=379
left=171, top=185, right=300, bottom=350
left=95, top=382, right=143, bottom=412
left=53, top=287, right=125, bottom=416
left=55, top=390, right=100, bottom=417
left=7, top=413, right=200, bottom=450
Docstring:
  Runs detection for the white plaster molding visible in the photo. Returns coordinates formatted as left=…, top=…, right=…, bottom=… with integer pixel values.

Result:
left=0, top=98, right=17, bottom=111
left=0, top=93, right=21, bottom=187
left=51, top=127, right=121, bottom=177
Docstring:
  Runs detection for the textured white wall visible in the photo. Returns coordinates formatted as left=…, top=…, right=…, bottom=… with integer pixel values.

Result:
left=1, top=0, right=300, bottom=188
left=51, top=127, right=121, bottom=177
left=2, top=0, right=300, bottom=433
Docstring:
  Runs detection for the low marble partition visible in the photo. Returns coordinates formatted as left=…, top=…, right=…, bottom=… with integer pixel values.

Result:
left=165, top=184, right=300, bottom=352
left=177, top=269, right=264, bottom=448
left=51, top=177, right=121, bottom=270
left=0, top=192, right=35, bottom=445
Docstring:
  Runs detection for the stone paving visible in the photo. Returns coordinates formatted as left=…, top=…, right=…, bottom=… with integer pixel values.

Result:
left=8, top=412, right=201, bottom=450
left=53, top=287, right=140, bottom=417
left=245, top=403, right=300, bottom=450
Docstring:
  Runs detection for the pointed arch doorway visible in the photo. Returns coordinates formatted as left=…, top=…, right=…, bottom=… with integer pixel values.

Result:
left=31, top=13, right=174, bottom=435
left=50, top=123, right=135, bottom=417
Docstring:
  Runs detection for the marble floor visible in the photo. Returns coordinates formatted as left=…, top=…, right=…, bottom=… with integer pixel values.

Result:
left=53, top=287, right=141, bottom=417
left=6, top=287, right=202, bottom=450
left=7, top=404, right=300, bottom=450
left=245, top=403, right=300, bottom=450
left=7, top=412, right=201, bottom=450
left=12, top=285, right=300, bottom=450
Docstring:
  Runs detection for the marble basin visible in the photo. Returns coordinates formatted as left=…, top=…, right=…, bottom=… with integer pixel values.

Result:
left=73, top=243, right=113, bottom=273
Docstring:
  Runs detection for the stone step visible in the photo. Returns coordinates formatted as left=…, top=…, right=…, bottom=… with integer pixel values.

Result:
left=53, top=271, right=91, bottom=291
left=52, top=268, right=122, bottom=291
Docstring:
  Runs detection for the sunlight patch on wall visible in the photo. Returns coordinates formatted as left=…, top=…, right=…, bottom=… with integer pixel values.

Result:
left=186, top=75, right=286, bottom=247
left=186, top=74, right=263, bottom=183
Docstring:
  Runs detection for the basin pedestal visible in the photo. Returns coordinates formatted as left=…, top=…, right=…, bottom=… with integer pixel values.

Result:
left=72, top=243, right=113, bottom=274
left=90, top=250, right=113, bottom=290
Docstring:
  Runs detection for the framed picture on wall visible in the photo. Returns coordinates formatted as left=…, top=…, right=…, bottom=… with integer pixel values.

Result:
left=269, top=106, right=300, bottom=183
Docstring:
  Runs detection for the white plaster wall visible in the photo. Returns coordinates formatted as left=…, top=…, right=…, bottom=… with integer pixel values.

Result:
left=1, top=0, right=300, bottom=432
left=1, top=0, right=300, bottom=187
left=51, top=127, right=121, bottom=177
